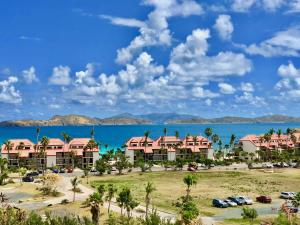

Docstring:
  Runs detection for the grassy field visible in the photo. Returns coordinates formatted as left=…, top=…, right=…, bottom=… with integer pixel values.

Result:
left=86, top=168, right=300, bottom=217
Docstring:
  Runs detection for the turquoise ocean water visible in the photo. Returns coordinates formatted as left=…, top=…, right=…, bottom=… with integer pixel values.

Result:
left=1, top=123, right=300, bottom=153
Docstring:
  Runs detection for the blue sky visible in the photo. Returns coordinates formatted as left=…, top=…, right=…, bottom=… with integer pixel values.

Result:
left=1, top=0, right=300, bottom=120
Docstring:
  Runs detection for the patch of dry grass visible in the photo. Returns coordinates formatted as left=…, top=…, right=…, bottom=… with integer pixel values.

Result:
left=86, top=169, right=300, bottom=216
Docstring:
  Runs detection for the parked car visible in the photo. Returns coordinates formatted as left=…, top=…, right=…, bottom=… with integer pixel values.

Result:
left=26, top=171, right=39, bottom=177
left=67, top=168, right=73, bottom=173
left=22, top=176, right=34, bottom=182
left=59, top=168, right=65, bottom=173
left=228, top=196, right=245, bottom=205
left=52, top=168, right=59, bottom=174
left=238, top=196, right=253, bottom=205
left=212, top=199, right=229, bottom=208
left=256, top=195, right=272, bottom=203
left=280, top=192, right=296, bottom=199
left=223, top=199, right=237, bottom=207
left=262, top=163, right=273, bottom=168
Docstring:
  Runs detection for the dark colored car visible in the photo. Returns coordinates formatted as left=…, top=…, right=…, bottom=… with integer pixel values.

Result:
left=59, top=168, right=65, bottom=173
left=26, top=171, right=39, bottom=177
left=67, top=168, right=73, bottom=173
left=256, top=195, right=272, bottom=203
left=228, top=196, right=245, bottom=205
left=212, top=199, right=229, bottom=208
left=22, top=176, right=34, bottom=182
left=52, top=169, right=59, bottom=174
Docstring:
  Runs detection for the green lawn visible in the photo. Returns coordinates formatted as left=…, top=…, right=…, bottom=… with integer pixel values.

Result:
left=86, top=169, right=300, bottom=217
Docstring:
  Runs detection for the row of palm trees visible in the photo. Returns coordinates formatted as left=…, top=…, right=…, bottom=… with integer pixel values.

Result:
left=77, top=174, right=198, bottom=225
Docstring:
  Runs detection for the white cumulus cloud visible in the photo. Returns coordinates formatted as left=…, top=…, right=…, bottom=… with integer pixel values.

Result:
left=218, top=83, right=236, bottom=94
left=49, top=65, right=71, bottom=86
left=214, top=14, right=234, bottom=40
left=239, top=26, right=300, bottom=57
left=0, top=76, right=22, bottom=104
left=22, top=66, right=38, bottom=84
left=114, top=0, right=203, bottom=64
left=168, top=29, right=252, bottom=85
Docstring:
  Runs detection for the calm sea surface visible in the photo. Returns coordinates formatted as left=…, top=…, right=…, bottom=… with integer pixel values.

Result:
left=1, top=123, right=300, bottom=153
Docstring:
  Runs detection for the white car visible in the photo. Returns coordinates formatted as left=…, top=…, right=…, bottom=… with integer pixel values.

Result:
left=238, top=196, right=253, bottom=205
left=280, top=192, right=295, bottom=199
left=224, top=199, right=237, bottom=207
left=262, top=163, right=273, bottom=168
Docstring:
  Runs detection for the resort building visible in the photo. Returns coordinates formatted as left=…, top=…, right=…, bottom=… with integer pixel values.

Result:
left=238, top=133, right=300, bottom=157
left=1, top=138, right=100, bottom=168
left=125, top=135, right=214, bottom=163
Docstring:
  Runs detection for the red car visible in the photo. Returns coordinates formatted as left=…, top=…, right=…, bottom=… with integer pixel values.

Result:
left=256, top=195, right=272, bottom=203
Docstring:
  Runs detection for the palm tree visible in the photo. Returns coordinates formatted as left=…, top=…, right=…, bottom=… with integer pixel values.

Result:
left=143, top=131, right=150, bottom=160
left=83, top=139, right=98, bottom=168
left=269, top=128, right=275, bottom=135
left=40, top=136, right=49, bottom=174
left=84, top=168, right=90, bottom=184
left=277, top=129, right=282, bottom=139
left=212, top=134, right=219, bottom=144
left=163, top=128, right=167, bottom=137
left=35, top=128, right=40, bottom=170
left=218, top=140, right=222, bottom=152
left=71, top=176, right=80, bottom=202
left=91, top=127, right=95, bottom=140
left=3, top=141, right=13, bottom=167
left=0, top=158, right=8, bottom=186
left=229, top=134, right=236, bottom=147
left=183, top=174, right=197, bottom=197
left=263, top=133, right=272, bottom=161
left=145, top=182, right=156, bottom=218
left=61, top=132, right=72, bottom=168
left=175, top=130, right=180, bottom=139
left=204, top=128, right=213, bottom=141
left=192, top=136, right=198, bottom=160
left=117, top=187, right=138, bottom=218
left=106, top=184, right=117, bottom=214
left=89, top=192, right=103, bottom=225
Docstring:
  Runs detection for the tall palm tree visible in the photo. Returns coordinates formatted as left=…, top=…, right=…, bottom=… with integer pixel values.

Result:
left=61, top=132, right=72, bottom=167
left=192, top=136, right=198, bottom=160
left=263, top=133, right=272, bottom=161
left=204, top=128, right=213, bottom=141
left=183, top=174, right=197, bottom=198
left=83, top=139, right=98, bottom=168
left=35, top=128, right=40, bottom=170
left=17, top=142, right=25, bottom=167
left=269, top=128, right=275, bottom=135
left=40, top=136, right=49, bottom=174
left=277, top=129, right=282, bottom=139
left=229, top=134, right=236, bottom=147
left=163, top=128, right=167, bottom=137
left=286, top=128, right=292, bottom=151
left=3, top=141, right=13, bottom=167
left=91, top=127, right=95, bottom=140
left=143, top=131, right=150, bottom=160
left=71, top=176, right=80, bottom=202
left=106, top=184, right=117, bottom=214
left=145, top=181, right=156, bottom=218
left=212, top=134, right=219, bottom=144
left=175, top=130, right=180, bottom=139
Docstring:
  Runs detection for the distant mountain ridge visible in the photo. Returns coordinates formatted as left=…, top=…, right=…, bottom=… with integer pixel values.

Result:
left=1, top=113, right=300, bottom=126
